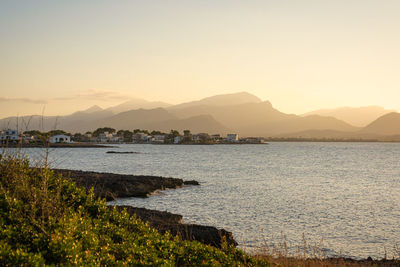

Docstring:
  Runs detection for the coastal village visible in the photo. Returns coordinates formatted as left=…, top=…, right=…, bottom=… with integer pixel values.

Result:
left=0, top=127, right=265, bottom=145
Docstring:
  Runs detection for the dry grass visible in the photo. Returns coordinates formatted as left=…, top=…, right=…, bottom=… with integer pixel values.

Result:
left=249, top=233, right=400, bottom=267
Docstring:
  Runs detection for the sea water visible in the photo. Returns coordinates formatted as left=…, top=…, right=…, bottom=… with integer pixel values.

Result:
left=18, top=142, right=400, bottom=259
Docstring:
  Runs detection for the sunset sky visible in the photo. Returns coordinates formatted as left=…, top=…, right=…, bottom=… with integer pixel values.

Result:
left=1, top=0, right=400, bottom=118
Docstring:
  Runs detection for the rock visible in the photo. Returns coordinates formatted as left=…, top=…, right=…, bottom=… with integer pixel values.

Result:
left=115, top=206, right=183, bottom=224
left=184, top=180, right=200, bottom=185
left=53, top=169, right=199, bottom=200
left=157, top=224, right=238, bottom=248
left=113, top=205, right=237, bottom=248
left=106, top=151, right=140, bottom=154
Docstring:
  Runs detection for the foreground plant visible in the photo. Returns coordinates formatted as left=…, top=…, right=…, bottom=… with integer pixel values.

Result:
left=0, top=154, right=269, bottom=266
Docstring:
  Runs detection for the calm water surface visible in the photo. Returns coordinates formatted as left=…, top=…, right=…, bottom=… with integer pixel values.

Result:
left=20, top=142, right=400, bottom=259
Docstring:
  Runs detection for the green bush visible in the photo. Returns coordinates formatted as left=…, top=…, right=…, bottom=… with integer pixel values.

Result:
left=0, top=154, right=270, bottom=266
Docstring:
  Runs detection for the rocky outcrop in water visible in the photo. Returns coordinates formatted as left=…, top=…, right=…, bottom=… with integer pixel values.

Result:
left=183, top=180, right=200, bottom=185
left=106, top=151, right=140, bottom=154
left=113, top=206, right=238, bottom=248
left=53, top=169, right=196, bottom=200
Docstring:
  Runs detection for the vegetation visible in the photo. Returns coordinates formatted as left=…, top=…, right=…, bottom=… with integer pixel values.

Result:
left=116, top=130, right=133, bottom=142
left=71, top=132, right=89, bottom=142
left=0, top=154, right=269, bottom=266
left=165, top=130, right=180, bottom=144
left=150, top=130, right=165, bottom=136
left=47, top=130, right=69, bottom=136
left=93, top=127, right=116, bottom=137
left=22, top=130, right=42, bottom=137
left=18, top=128, right=253, bottom=144
left=133, top=129, right=150, bottom=134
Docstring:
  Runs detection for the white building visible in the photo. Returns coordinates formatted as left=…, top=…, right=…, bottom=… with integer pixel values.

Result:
left=110, top=134, right=122, bottom=143
left=98, top=132, right=113, bottom=142
left=139, top=133, right=151, bottom=142
left=22, top=134, right=35, bottom=142
left=174, top=136, right=184, bottom=144
left=0, top=129, right=19, bottom=142
left=226, top=134, right=239, bottom=143
left=152, top=135, right=165, bottom=144
left=50, top=134, right=71, bottom=143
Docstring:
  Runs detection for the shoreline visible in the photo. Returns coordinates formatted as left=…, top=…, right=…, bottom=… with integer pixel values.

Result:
left=52, top=168, right=198, bottom=200
left=4, top=140, right=400, bottom=150
left=54, top=168, right=399, bottom=264
left=53, top=168, right=235, bottom=248
left=3, top=142, right=114, bottom=148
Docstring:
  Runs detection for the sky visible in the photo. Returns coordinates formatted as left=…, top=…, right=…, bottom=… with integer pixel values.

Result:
left=1, top=0, right=400, bottom=118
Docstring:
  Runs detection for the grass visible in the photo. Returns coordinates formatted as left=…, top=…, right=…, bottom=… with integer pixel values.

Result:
left=251, top=233, right=400, bottom=267
left=0, top=153, right=270, bottom=266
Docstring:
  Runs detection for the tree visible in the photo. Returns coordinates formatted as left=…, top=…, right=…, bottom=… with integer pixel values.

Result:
left=117, top=130, right=133, bottom=142
left=199, top=134, right=210, bottom=143
left=183, top=130, right=192, bottom=143
left=133, top=129, right=150, bottom=135
left=93, top=127, right=116, bottom=137
left=47, top=130, right=69, bottom=136
left=72, top=133, right=89, bottom=142
left=165, top=130, right=180, bottom=144
left=151, top=130, right=165, bottom=135
left=23, top=130, right=42, bottom=136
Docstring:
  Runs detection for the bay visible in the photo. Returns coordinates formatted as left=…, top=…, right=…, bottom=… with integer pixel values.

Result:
left=16, top=142, right=400, bottom=259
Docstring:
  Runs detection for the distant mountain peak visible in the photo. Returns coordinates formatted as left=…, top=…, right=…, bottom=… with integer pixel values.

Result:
left=199, top=92, right=262, bottom=104
left=302, top=106, right=396, bottom=127
left=169, top=91, right=262, bottom=110
left=106, top=98, right=171, bottom=114
left=361, top=112, right=400, bottom=136
left=262, top=100, right=273, bottom=108
left=84, top=105, right=103, bottom=113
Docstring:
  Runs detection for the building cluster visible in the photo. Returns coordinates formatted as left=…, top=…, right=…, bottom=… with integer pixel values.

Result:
left=0, top=129, right=19, bottom=143
left=93, top=132, right=120, bottom=143
left=1, top=129, right=265, bottom=145
left=0, top=129, right=37, bottom=144
left=121, top=132, right=264, bottom=144
left=0, top=130, right=72, bottom=144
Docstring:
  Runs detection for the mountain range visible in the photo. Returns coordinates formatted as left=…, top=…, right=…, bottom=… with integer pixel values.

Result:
left=302, top=106, right=395, bottom=127
left=1, top=92, right=399, bottom=140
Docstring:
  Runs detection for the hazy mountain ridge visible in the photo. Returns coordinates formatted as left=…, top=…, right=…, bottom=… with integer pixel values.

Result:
left=80, top=105, right=103, bottom=114
left=1, top=92, right=400, bottom=139
left=87, top=108, right=228, bottom=134
left=169, top=99, right=359, bottom=136
left=168, top=92, right=262, bottom=110
left=152, top=115, right=229, bottom=134
left=302, top=106, right=395, bottom=127
left=106, top=99, right=171, bottom=114
left=275, top=112, right=400, bottom=140
left=360, top=112, right=400, bottom=136
left=88, top=108, right=178, bottom=131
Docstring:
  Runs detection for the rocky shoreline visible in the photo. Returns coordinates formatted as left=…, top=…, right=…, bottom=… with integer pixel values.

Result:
left=113, top=206, right=237, bottom=248
left=53, top=169, right=233, bottom=248
left=53, top=169, right=197, bottom=200
left=53, top=169, right=399, bottom=264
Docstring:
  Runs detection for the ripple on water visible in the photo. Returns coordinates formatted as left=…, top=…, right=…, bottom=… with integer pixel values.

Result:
left=19, top=142, right=400, bottom=259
